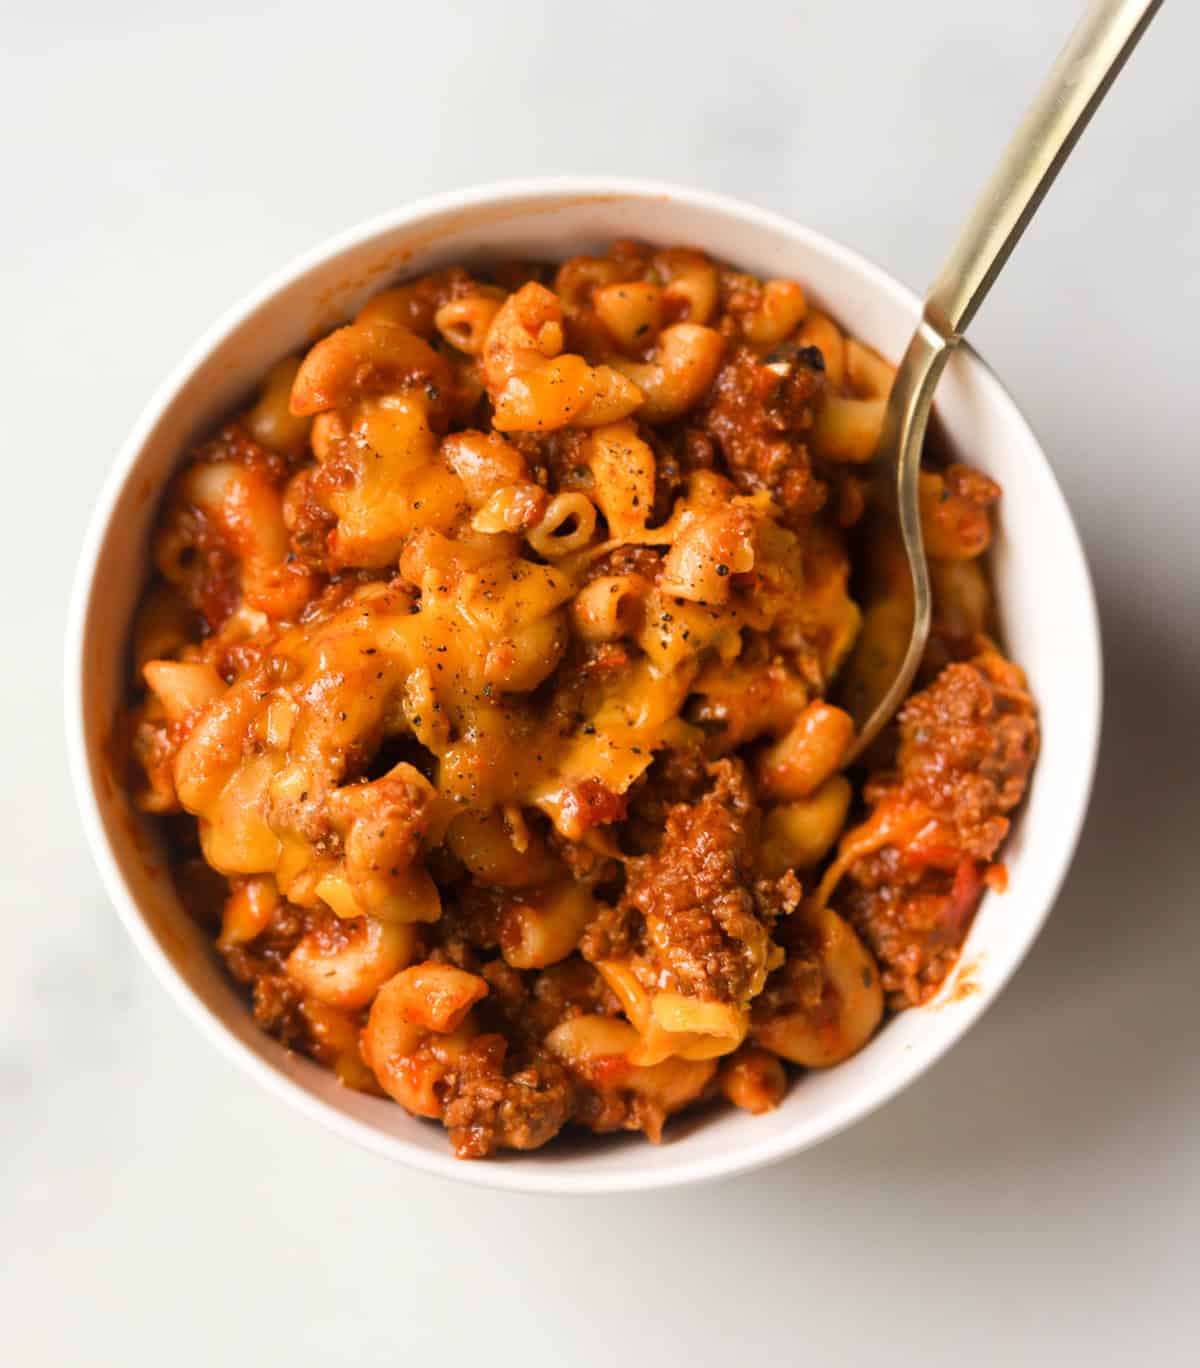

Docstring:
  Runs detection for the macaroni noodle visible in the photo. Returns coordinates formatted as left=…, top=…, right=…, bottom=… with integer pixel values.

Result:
left=124, top=240, right=1038, bottom=1158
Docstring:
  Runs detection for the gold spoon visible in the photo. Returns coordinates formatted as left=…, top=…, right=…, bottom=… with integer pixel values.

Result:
left=847, top=0, right=1162, bottom=761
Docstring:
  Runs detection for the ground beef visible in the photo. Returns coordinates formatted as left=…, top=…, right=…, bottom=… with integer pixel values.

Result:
left=217, top=898, right=327, bottom=1050
left=754, top=868, right=804, bottom=923
left=839, top=865, right=982, bottom=1011
left=526, top=959, right=622, bottom=1037
left=283, top=449, right=358, bottom=574
left=644, top=426, right=716, bottom=524
left=579, top=898, right=639, bottom=963
left=513, top=427, right=593, bottom=497
left=249, top=972, right=307, bottom=1047
left=618, top=758, right=770, bottom=1004
left=554, top=778, right=629, bottom=838
left=621, top=743, right=710, bottom=854
left=283, top=466, right=340, bottom=572
left=633, top=744, right=710, bottom=817
left=547, top=831, right=621, bottom=885
left=879, top=653, right=1038, bottom=853
left=157, top=501, right=242, bottom=630
left=837, top=651, right=1038, bottom=1006
left=195, top=420, right=292, bottom=484
left=751, top=934, right=826, bottom=1022
left=698, top=344, right=826, bottom=521
left=581, top=544, right=663, bottom=586
left=441, top=1034, right=576, bottom=1158
left=441, top=884, right=505, bottom=953
left=571, top=1082, right=684, bottom=1145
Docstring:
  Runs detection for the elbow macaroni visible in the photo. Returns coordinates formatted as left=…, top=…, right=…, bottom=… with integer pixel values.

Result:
left=122, top=238, right=1030, bottom=1160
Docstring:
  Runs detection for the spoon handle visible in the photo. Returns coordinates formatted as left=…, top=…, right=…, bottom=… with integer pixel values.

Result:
left=848, top=0, right=1161, bottom=760
left=927, top=0, right=1162, bottom=340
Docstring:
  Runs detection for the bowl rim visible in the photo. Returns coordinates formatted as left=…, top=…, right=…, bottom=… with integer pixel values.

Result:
left=64, top=175, right=1103, bottom=1195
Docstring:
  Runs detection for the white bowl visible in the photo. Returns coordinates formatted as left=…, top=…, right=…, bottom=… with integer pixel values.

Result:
left=65, top=178, right=1102, bottom=1194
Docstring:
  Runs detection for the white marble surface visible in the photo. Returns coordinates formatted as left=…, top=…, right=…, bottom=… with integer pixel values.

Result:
left=4, top=1, right=1199, bottom=1362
